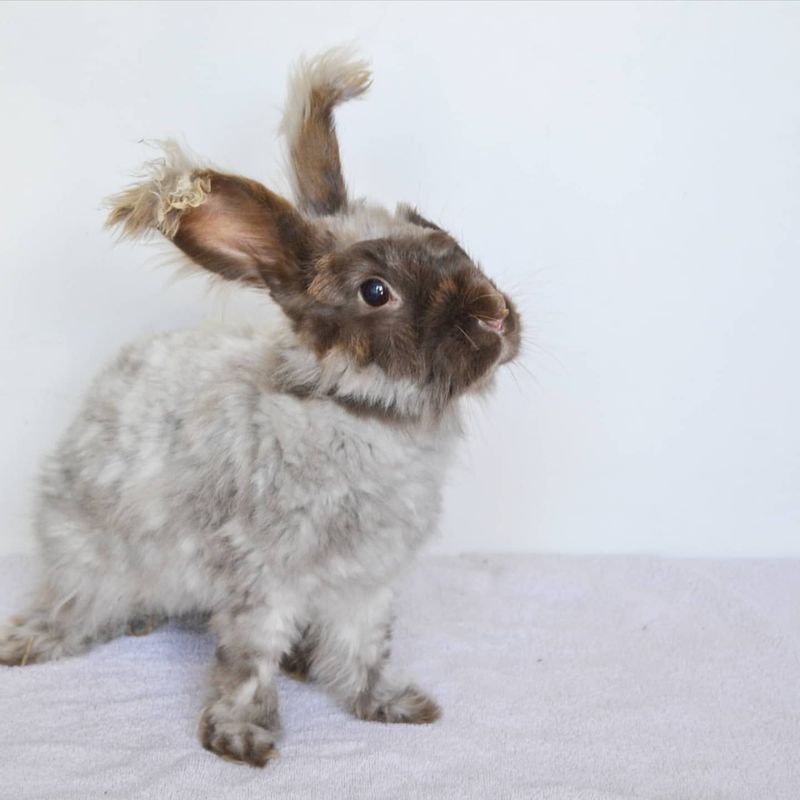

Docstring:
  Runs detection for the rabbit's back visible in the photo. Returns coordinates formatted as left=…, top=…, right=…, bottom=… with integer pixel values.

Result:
left=35, top=327, right=454, bottom=616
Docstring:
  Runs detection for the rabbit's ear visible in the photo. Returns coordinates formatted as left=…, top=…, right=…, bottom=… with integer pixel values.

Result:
left=280, top=48, right=371, bottom=216
left=106, top=144, right=318, bottom=297
left=397, top=204, right=443, bottom=232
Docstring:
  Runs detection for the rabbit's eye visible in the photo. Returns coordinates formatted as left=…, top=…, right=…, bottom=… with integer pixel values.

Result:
left=360, top=278, right=390, bottom=307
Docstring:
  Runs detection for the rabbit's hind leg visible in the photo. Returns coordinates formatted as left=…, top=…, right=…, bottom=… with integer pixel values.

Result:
left=0, top=568, right=135, bottom=666
left=1, top=520, right=137, bottom=666
left=0, top=603, right=82, bottom=666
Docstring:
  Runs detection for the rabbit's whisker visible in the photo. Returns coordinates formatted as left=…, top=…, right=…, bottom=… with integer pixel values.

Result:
left=455, top=325, right=480, bottom=351
left=469, top=292, right=504, bottom=303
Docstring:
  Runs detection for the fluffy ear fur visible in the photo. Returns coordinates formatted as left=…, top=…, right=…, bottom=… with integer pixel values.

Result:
left=105, top=142, right=319, bottom=297
left=280, top=47, right=371, bottom=216
left=396, top=203, right=443, bottom=232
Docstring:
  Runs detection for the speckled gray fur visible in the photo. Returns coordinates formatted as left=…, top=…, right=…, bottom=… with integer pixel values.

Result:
left=0, top=49, right=520, bottom=766
left=3, top=324, right=456, bottom=756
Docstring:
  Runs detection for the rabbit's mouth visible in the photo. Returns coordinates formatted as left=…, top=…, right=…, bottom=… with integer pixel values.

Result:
left=471, top=295, right=521, bottom=369
left=477, top=314, right=507, bottom=335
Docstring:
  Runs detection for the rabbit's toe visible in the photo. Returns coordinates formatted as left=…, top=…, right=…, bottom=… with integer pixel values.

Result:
left=0, top=625, right=34, bottom=666
left=0, top=616, right=58, bottom=666
left=199, top=715, right=278, bottom=767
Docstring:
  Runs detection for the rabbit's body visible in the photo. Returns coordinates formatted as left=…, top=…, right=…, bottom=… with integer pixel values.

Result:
left=1, top=49, right=521, bottom=766
left=31, top=323, right=455, bottom=654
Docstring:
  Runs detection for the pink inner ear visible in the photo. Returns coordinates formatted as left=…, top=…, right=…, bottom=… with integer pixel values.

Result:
left=174, top=183, right=292, bottom=289
left=170, top=171, right=314, bottom=292
left=187, top=193, right=272, bottom=278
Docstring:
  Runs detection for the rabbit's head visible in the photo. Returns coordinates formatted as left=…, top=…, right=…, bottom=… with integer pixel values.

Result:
left=107, top=49, right=520, bottom=419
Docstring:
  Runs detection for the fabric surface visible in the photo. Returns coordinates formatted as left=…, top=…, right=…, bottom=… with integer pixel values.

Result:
left=1, top=553, right=799, bottom=800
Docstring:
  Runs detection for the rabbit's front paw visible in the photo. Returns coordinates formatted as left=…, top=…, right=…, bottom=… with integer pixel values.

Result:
left=355, top=685, right=441, bottom=724
left=199, top=714, right=278, bottom=767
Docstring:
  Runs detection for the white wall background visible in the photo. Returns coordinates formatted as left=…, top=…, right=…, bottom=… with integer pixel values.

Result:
left=1, top=1, right=798, bottom=557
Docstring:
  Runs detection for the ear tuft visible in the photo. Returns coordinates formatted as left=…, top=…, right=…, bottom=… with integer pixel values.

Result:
left=396, top=203, right=443, bottom=232
left=105, top=144, right=320, bottom=299
left=280, top=46, right=372, bottom=142
left=105, top=141, right=211, bottom=240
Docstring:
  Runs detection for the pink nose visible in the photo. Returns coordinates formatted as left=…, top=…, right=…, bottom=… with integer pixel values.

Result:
left=478, top=307, right=508, bottom=335
left=478, top=316, right=505, bottom=334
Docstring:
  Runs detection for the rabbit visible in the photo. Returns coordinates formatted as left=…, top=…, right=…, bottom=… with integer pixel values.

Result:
left=0, top=48, right=521, bottom=767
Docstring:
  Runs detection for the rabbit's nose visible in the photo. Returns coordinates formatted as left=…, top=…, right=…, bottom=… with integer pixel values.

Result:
left=478, top=306, right=508, bottom=335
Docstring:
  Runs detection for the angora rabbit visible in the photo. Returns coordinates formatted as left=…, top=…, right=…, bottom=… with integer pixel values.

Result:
left=0, top=49, right=521, bottom=766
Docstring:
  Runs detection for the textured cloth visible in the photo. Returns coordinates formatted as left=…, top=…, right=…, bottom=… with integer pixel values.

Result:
left=1, top=553, right=799, bottom=799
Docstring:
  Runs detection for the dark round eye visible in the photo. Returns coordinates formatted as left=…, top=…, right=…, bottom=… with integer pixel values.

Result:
left=360, top=278, right=390, bottom=307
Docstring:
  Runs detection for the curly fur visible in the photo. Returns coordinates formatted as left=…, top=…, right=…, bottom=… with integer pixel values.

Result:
left=105, top=141, right=210, bottom=239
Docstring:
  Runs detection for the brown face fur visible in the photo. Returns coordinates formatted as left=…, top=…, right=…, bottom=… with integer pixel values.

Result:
left=108, top=164, right=520, bottom=417
left=296, top=230, right=521, bottom=407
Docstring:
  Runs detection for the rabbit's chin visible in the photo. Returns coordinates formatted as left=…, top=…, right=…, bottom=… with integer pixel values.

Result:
left=464, top=366, right=499, bottom=398
left=267, top=326, right=504, bottom=422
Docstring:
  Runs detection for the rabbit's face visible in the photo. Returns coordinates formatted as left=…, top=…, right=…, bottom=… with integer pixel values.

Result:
left=295, top=226, right=520, bottom=404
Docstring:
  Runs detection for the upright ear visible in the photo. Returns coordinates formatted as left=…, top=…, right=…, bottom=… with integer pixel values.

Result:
left=106, top=143, right=320, bottom=299
left=280, top=48, right=371, bottom=216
